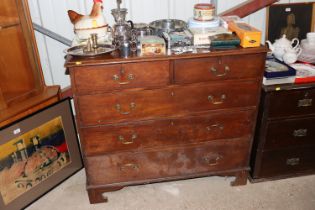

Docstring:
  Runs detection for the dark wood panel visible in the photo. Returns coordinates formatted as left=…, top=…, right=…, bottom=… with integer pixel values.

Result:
left=73, top=61, right=170, bottom=95
left=264, top=117, right=315, bottom=150
left=174, top=53, right=265, bottom=84
left=85, top=138, right=250, bottom=185
left=77, top=80, right=259, bottom=126
left=254, top=146, right=315, bottom=179
left=81, top=110, right=255, bottom=156
left=268, top=87, right=315, bottom=118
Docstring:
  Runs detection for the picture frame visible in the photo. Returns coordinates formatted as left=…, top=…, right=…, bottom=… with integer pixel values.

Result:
left=266, top=2, right=315, bottom=42
left=0, top=98, right=83, bottom=210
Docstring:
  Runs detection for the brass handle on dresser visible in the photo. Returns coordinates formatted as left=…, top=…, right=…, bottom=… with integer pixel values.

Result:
left=206, top=124, right=224, bottom=131
left=297, top=98, right=312, bottom=107
left=286, top=158, right=300, bottom=166
left=210, top=65, right=230, bottom=77
left=120, top=163, right=139, bottom=171
left=118, top=133, right=137, bottom=145
left=293, top=129, right=308, bottom=137
left=112, top=73, right=135, bottom=85
left=208, top=94, right=226, bottom=105
left=115, top=102, right=136, bottom=115
left=203, top=154, right=222, bottom=166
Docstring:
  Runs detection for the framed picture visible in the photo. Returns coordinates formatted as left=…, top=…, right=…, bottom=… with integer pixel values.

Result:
left=0, top=98, right=83, bottom=210
left=266, top=2, right=315, bottom=42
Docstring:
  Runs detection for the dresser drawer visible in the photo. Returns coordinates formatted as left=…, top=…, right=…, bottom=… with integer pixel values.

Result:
left=174, top=53, right=265, bottom=84
left=81, top=110, right=255, bottom=156
left=85, top=138, right=250, bottom=185
left=263, top=117, right=315, bottom=151
left=268, top=88, right=315, bottom=118
left=254, top=146, right=315, bottom=178
left=77, top=80, right=259, bottom=126
left=72, top=61, right=170, bottom=95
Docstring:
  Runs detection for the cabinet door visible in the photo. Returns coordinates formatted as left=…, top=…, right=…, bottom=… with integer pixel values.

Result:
left=0, top=26, right=36, bottom=102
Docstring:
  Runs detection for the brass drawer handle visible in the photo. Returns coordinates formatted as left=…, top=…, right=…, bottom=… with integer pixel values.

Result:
left=115, top=102, right=136, bottom=115
left=208, top=94, right=226, bottom=105
left=286, top=158, right=300, bottom=166
left=206, top=124, right=224, bottom=131
left=210, top=65, right=230, bottom=77
left=297, top=98, right=312, bottom=107
left=120, top=163, right=139, bottom=171
left=118, top=133, right=137, bottom=145
left=293, top=129, right=307, bottom=137
left=203, top=155, right=222, bottom=166
left=113, top=73, right=135, bottom=85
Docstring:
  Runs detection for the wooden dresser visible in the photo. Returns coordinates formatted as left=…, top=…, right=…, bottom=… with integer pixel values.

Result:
left=251, top=83, right=315, bottom=181
left=65, top=47, right=267, bottom=203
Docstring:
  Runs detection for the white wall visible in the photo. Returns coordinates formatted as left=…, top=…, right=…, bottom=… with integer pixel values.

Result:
left=27, top=0, right=314, bottom=89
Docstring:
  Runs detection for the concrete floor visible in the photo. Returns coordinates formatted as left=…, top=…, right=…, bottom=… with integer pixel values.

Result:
left=26, top=169, right=315, bottom=210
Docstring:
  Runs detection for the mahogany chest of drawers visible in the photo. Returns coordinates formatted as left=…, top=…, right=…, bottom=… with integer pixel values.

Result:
left=65, top=47, right=267, bottom=203
left=251, top=83, right=315, bottom=181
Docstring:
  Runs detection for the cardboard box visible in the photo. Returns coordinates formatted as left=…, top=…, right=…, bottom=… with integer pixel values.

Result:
left=190, top=26, right=231, bottom=45
left=228, top=22, right=261, bottom=48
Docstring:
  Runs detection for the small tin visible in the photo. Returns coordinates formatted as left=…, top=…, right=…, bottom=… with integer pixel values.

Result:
left=194, top=3, right=215, bottom=21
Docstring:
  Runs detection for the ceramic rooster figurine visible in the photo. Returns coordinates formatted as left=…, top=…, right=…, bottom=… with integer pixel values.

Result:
left=68, top=0, right=111, bottom=45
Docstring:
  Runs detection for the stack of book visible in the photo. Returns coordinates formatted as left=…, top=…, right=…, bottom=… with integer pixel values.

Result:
left=263, top=57, right=296, bottom=86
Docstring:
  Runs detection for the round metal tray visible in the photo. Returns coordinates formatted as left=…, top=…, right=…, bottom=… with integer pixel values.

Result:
left=66, top=44, right=116, bottom=57
left=149, top=19, right=187, bottom=36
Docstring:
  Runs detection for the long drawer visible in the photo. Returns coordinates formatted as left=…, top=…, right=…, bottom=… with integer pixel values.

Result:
left=85, top=138, right=250, bottom=185
left=263, top=116, right=315, bottom=151
left=174, top=53, right=265, bottom=84
left=268, top=87, right=315, bottom=119
left=253, top=146, right=315, bottom=179
left=77, top=80, right=259, bottom=126
left=72, top=61, right=170, bottom=95
left=81, top=110, right=255, bottom=156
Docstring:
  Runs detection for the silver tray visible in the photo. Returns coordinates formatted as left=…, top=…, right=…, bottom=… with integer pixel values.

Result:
left=66, top=44, right=116, bottom=57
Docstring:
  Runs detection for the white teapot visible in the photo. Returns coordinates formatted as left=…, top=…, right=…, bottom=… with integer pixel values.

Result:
left=282, top=47, right=302, bottom=64
left=266, top=35, right=300, bottom=61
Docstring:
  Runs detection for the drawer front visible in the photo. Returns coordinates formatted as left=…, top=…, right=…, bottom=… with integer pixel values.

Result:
left=264, top=117, right=315, bottom=150
left=73, top=61, right=170, bottom=95
left=77, top=80, right=259, bottom=126
left=268, top=88, right=315, bottom=118
left=255, top=146, right=315, bottom=178
left=174, top=53, right=265, bottom=84
left=81, top=110, right=255, bottom=156
left=85, top=138, right=250, bottom=185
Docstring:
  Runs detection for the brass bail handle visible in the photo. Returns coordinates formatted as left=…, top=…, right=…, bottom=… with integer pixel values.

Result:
left=118, top=133, right=137, bottom=144
left=208, top=94, right=226, bottom=105
left=115, top=102, right=136, bottom=115
left=210, top=65, right=230, bottom=77
left=113, top=67, right=135, bottom=85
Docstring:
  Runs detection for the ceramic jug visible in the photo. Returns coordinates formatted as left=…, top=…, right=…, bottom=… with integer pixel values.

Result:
left=282, top=47, right=302, bottom=64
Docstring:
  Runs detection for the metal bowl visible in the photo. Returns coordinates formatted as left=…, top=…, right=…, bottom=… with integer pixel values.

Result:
left=149, top=19, right=187, bottom=36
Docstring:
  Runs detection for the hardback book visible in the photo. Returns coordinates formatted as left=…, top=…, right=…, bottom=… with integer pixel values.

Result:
left=209, top=33, right=240, bottom=47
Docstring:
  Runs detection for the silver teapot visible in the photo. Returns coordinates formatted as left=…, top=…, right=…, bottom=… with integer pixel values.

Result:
left=111, top=6, right=134, bottom=47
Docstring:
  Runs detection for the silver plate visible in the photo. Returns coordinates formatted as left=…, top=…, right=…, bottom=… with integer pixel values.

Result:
left=66, top=44, right=116, bottom=57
